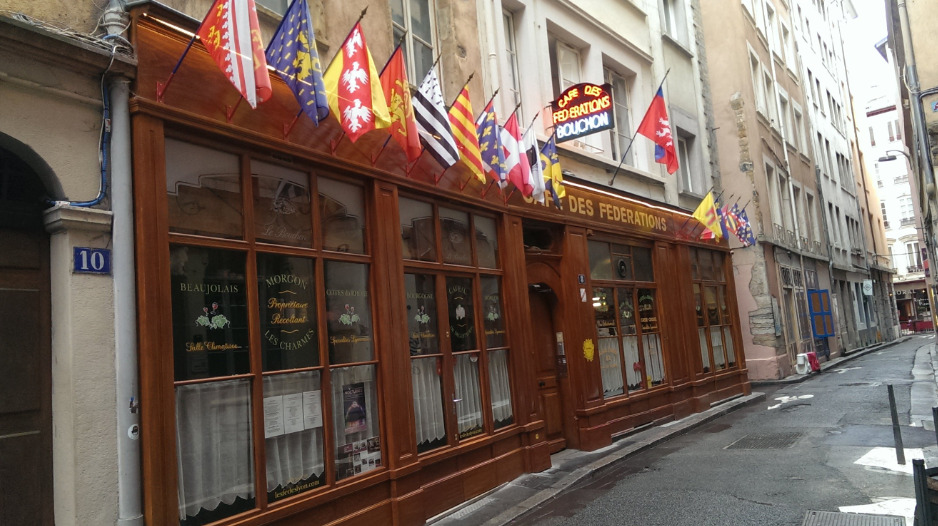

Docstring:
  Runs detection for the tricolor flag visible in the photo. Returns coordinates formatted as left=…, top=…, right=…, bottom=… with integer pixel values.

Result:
left=197, top=0, right=272, bottom=108
left=693, top=192, right=723, bottom=240
left=322, top=22, right=391, bottom=142
left=636, top=87, right=678, bottom=174
left=500, top=113, right=533, bottom=196
left=540, top=137, right=565, bottom=208
left=476, top=101, right=508, bottom=188
left=265, top=0, right=329, bottom=123
left=448, top=84, right=486, bottom=183
left=380, top=46, right=422, bottom=162
left=413, top=69, right=459, bottom=168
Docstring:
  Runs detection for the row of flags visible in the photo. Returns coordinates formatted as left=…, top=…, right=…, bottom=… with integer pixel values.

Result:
left=692, top=192, right=756, bottom=247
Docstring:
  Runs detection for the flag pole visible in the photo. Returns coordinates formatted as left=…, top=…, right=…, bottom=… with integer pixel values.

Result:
left=283, top=109, right=304, bottom=139
left=481, top=179, right=495, bottom=199
left=405, top=149, right=425, bottom=177
left=372, top=31, right=412, bottom=165
left=608, top=68, right=671, bottom=186
left=156, top=3, right=216, bottom=102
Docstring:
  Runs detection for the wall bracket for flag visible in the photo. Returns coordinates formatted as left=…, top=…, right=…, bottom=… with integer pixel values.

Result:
left=458, top=174, right=474, bottom=191
left=405, top=149, right=425, bottom=177
left=330, top=131, right=346, bottom=154
left=434, top=166, right=450, bottom=185
left=156, top=11, right=209, bottom=103
left=282, top=109, right=304, bottom=139
left=480, top=180, right=496, bottom=199
left=225, top=98, right=244, bottom=123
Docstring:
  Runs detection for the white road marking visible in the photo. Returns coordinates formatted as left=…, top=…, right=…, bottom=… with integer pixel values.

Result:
left=767, top=394, right=814, bottom=410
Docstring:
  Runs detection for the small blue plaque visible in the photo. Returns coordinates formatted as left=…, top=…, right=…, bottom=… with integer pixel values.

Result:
left=73, top=247, right=111, bottom=275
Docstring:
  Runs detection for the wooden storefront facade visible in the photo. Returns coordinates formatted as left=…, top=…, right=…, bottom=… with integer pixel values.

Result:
left=129, top=5, right=750, bottom=525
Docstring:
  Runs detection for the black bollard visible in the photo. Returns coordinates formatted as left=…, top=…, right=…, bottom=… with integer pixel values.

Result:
left=933, top=407, right=938, bottom=447
left=888, top=384, right=906, bottom=465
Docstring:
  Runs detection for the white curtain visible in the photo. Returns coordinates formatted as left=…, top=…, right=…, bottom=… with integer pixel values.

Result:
left=176, top=379, right=254, bottom=521
left=642, top=334, right=665, bottom=384
left=454, top=354, right=483, bottom=436
left=488, top=350, right=513, bottom=425
left=411, top=357, right=446, bottom=445
left=623, top=335, right=641, bottom=391
left=599, top=338, right=624, bottom=397
left=263, top=372, right=324, bottom=494
left=711, top=327, right=726, bottom=370
left=723, top=327, right=736, bottom=366
left=699, top=328, right=711, bottom=371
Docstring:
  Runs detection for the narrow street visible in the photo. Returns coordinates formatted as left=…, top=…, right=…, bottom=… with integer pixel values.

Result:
left=507, top=336, right=937, bottom=526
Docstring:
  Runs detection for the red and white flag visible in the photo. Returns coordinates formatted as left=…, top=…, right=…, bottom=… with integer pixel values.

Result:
left=499, top=113, right=533, bottom=196
left=636, top=87, right=678, bottom=174
left=197, top=0, right=272, bottom=108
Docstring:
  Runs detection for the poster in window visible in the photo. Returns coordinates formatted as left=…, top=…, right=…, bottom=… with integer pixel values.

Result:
left=637, top=289, right=658, bottom=333
left=446, top=277, right=476, bottom=351
left=343, top=382, right=368, bottom=434
left=258, top=254, right=318, bottom=371
left=482, top=277, right=506, bottom=348
left=170, top=245, right=249, bottom=381
left=405, top=274, right=439, bottom=355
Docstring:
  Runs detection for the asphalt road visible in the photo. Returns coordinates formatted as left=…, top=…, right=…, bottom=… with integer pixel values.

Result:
left=508, top=335, right=938, bottom=526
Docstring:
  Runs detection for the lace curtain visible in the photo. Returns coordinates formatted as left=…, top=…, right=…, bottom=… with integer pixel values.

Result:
left=263, top=372, right=324, bottom=498
left=599, top=337, right=624, bottom=397
left=454, top=354, right=483, bottom=437
left=623, top=335, right=642, bottom=391
left=642, top=334, right=665, bottom=384
left=488, top=349, right=513, bottom=426
left=176, top=379, right=254, bottom=520
left=411, top=357, right=446, bottom=447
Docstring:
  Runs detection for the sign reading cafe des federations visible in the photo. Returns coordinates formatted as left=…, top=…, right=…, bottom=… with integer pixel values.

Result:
left=552, top=83, right=615, bottom=143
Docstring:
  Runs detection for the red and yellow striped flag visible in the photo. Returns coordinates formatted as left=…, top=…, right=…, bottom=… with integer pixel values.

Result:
left=447, top=85, right=485, bottom=183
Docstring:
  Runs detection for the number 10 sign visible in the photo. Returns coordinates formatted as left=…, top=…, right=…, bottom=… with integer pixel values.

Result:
left=73, top=247, right=111, bottom=275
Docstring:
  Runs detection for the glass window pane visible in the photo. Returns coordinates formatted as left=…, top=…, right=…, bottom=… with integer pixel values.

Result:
left=481, top=277, right=506, bottom=348
left=711, top=327, right=726, bottom=370
left=166, top=139, right=242, bottom=239
left=409, top=0, right=432, bottom=42
left=588, top=241, right=613, bottom=280
left=700, top=250, right=714, bottom=281
left=332, top=365, right=382, bottom=481
left=475, top=215, right=499, bottom=269
left=170, top=245, right=249, bottom=381
left=705, top=286, right=720, bottom=325
left=642, top=333, right=665, bottom=386
left=617, top=287, right=637, bottom=335
left=390, top=0, right=405, bottom=26
left=488, top=349, right=514, bottom=430
left=693, top=284, right=705, bottom=327
left=611, top=244, right=632, bottom=280
left=633, top=246, right=654, bottom=281
left=258, top=254, right=318, bottom=371
left=414, top=41, right=435, bottom=83
left=454, top=353, right=484, bottom=440
left=718, top=286, right=730, bottom=324
left=400, top=197, right=436, bottom=261
left=405, top=273, right=440, bottom=356
left=690, top=248, right=700, bottom=279
left=324, top=261, right=373, bottom=364
left=637, top=288, right=659, bottom=333
left=440, top=207, right=472, bottom=265
left=176, top=379, right=254, bottom=522
left=447, top=277, right=477, bottom=351
left=623, top=335, right=641, bottom=392
left=412, top=356, right=446, bottom=452
left=599, top=336, right=623, bottom=397
left=263, top=371, right=324, bottom=502
left=593, top=287, right=615, bottom=335
left=698, top=327, right=710, bottom=373
left=723, top=326, right=736, bottom=367
left=713, top=252, right=725, bottom=282
left=319, top=178, right=365, bottom=254
left=253, top=160, right=311, bottom=247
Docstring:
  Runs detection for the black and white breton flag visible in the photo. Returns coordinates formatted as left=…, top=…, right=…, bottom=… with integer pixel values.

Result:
left=412, top=69, right=459, bottom=168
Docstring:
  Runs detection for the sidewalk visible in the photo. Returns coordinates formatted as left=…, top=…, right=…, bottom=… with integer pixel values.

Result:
left=430, top=335, right=917, bottom=526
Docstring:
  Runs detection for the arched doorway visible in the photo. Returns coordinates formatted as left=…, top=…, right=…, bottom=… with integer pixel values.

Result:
left=0, top=145, right=53, bottom=524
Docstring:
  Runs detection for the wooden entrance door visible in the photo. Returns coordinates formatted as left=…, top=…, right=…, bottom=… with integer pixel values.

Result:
left=528, top=286, right=567, bottom=453
left=0, top=150, right=53, bottom=525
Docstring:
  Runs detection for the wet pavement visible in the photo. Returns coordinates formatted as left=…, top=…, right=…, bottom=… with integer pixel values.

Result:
left=430, top=335, right=932, bottom=526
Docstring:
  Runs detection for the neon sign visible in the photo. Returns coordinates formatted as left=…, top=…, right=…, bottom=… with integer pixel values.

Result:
left=551, top=83, right=614, bottom=143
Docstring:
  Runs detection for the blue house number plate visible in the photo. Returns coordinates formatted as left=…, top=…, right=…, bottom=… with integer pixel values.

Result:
left=74, top=247, right=111, bottom=275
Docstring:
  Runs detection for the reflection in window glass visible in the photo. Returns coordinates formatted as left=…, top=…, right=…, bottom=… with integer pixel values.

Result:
left=454, top=354, right=484, bottom=439
left=253, top=160, right=311, bottom=247
left=633, top=247, right=654, bottom=281
left=257, top=254, right=318, bottom=371
left=165, top=138, right=242, bottom=239
left=440, top=207, right=472, bottom=265
left=638, top=289, right=665, bottom=386
left=481, top=277, right=506, bottom=349
left=406, top=274, right=440, bottom=356
left=588, top=241, right=613, bottom=280
left=447, top=277, right=476, bottom=351
left=324, top=261, right=373, bottom=364
left=170, top=245, right=249, bottom=381
left=319, top=178, right=365, bottom=254
left=594, top=287, right=622, bottom=396
left=612, top=244, right=633, bottom=280
left=176, top=379, right=254, bottom=523
left=332, top=365, right=381, bottom=481
left=263, top=371, right=325, bottom=502
left=489, top=349, right=513, bottom=430
left=400, top=197, right=436, bottom=261
left=475, top=215, right=499, bottom=269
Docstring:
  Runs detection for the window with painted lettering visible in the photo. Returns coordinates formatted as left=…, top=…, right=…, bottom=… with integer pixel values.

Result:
left=690, top=248, right=738, bottom=374
left=589, top=240, right=664, bottom=397
left=400, top=196, right=513, bottom=453
left=164, top=138, right=383, bottom=524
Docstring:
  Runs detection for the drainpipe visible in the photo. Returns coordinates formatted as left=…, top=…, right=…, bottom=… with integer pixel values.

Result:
left=101, top=0, right=143, bottom=523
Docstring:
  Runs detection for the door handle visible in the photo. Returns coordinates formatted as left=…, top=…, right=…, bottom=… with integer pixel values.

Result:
left=538, top=381, right=546, bottom=387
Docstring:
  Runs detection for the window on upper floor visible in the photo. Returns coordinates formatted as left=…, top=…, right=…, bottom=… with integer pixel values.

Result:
left=256, top=0, right=288, bottom=14
left=502, top=11, right=522, bottom=123
left=604, top=67, right=633, bottom=165
left=896, top=119, right=903, bottom=141
left=869, top=126, right=876, bottom=147
left=750, top=51, right=766, bottom=114
left=792, top=105, right=805, bottom=152
left=900, top=195, right=914, bottom=221
left=766, top=3, right=780, bottom=54
left=661, top=0, right=688, bottom=46
left=779, top=90, right=792, bottom=143
left=391, top=0, right=437, bottom=83
left=888, top=121, right=895, bottom=142
left=677, top=131, right=702, bottom=195
left=550, top=40, right=581, bottom=97
left=764, top=70, right=778, bottom=125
